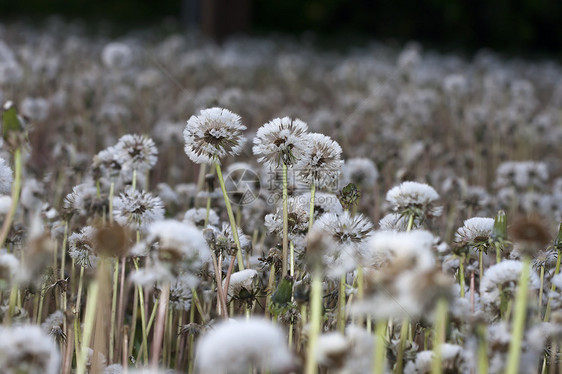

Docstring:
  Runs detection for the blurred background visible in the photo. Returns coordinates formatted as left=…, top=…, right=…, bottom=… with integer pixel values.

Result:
left=1, top=0, right=562, bottom=55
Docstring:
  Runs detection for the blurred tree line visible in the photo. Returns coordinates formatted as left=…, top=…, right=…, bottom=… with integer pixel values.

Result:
left=1, top=0, right=561, bottom=52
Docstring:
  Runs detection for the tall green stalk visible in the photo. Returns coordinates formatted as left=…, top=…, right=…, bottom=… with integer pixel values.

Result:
left=305, top=266, right=322, bottom=374
left=215, top=163, right=245, bottom=271
left=373, top=320, right=387, bottom=374
left=109, top=259, right=119, bottom=363
left=308, top=182, right=316, bottom=233
left=431, top=298, right=448, bottom=374
left=76, top=280, right=99, bottom=374
left=282, top=163, right=289, bottom=276
left=505, top=256, right=531, bottom=374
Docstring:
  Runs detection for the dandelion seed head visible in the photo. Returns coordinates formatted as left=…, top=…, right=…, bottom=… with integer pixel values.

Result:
left=184, top=107, right=246, bottom=164
left=253, top=116, right=309, bottom=167
left=386, top=181, right=441, bottom=218
left=113, top=188, right=164, bottom=231
left=197, top=318, right=293, bottom=373
left=296, top=133, right=343, bottom=189
left=183, top=207, right=219, bottom=227
left=340, top=157, right=378, bottom=189
left=116, top=134, right=158, bottom=173
left=454, top=217, right=494, bottom=244
left=102, top=42, right=133, bottom=69
left=223, top=269, right=258, bottom=302
left=480, top=260, right=540, bottom=320
left=0, top=325, right=60, bottom=374
left=68, top=226, right=98, bottom=268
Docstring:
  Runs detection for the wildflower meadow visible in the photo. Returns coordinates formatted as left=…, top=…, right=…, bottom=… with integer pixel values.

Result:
left=2, top=19, right=562, bottom=374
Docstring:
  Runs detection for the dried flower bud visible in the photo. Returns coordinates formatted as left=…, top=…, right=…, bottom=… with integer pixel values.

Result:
left=337, top=183, right=360, bottom=211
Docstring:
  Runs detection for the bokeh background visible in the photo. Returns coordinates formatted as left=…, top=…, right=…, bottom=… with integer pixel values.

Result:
left=1, top=0, right=562, bottom=54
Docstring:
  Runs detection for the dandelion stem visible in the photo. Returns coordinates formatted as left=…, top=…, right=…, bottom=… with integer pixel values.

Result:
left=132, top=168, right=137, bottom=191
left=308, top=182, right=316, bottom=233
left=337, top=274, right=346, bottom=333
left=215, top=162, right=245, bottom=271
left=477, top=324, right=488, bottom=374
left=544, top=248, right=562, bottom=321
left=431, top=298, right=448, bottom=374
left=305, top=266, right=322, bottom=374
left=538, top=265, right=545, bottom=320
left=77, top=280, right=99, bottom=374
left=109, top=258, right=119, bottom=363
left=406, top=213, right=414, bottom=232
left=133, top=258, right=149, bottom=364
left=151, top=282, right=170, bottom=369
left=282, top=162, right=289, bottom=276
left=505, top=256, right=531, bottom=374
left=395, top=317, right=409, bottom=374
left=265, top=263, right=276, bottom=319
left=373, top=319, right=387, bottom=374
left=459, top=254, right=465, bottom=298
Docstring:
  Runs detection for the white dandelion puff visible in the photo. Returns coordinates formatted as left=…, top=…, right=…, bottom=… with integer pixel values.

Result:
left=184, top=107, right=246, bottom=164
left=253, top=116, right=309, bottom=167
left=196, top=318, right=293, bottom=373
left=113, top=188, right=164, bottom=231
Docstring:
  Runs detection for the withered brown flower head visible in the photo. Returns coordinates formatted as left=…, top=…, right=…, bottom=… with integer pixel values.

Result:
left=509, top=215, right=551, bottom=257
left=93, top=222, right=132, bottom=258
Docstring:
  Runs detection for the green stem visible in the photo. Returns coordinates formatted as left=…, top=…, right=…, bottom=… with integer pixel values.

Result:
left=215, top=163, right=245, bottom=271
left=76, top=280, right=100, bottom=374
left=308, top=182, right=316, bottom=233
left=544, top=249, right=562, bottom=322
left=477, top=324, right=489, bottom=374
left=505, top=257, right=531, bottom=374
left=109, top=259, right=119, bottom=363
left=394, top=317, right=409, bottom=374
left=431, top=298, right=448, bottom=374
left=282, top=163, right=289, bottom=276
left=133, top=258, right=149, bottom=364
left=459, top=254, right=466, bottom=298
left=337, top=274, right=346, bottom=333
left=305, top=267, right=322, bottom=374
left=109, top=182, right=115, bottom=223
left=373, top=320, right=387, bottom=374
left=539, top=265, right=545, bottom=320
left=132, top=168, right=137, bottom=191
left=479, top=249, right=484, bottom=285
left=406, top=213, right=414, bottom=232
left=4, top=284, right=18, bottom=325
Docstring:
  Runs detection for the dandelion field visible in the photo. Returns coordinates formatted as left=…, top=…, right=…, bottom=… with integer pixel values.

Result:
left=2, top=19, right=562, bottom=374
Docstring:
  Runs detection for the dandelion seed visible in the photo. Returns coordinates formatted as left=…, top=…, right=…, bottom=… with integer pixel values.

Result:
left=184, top=107, right=246, bottom=164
